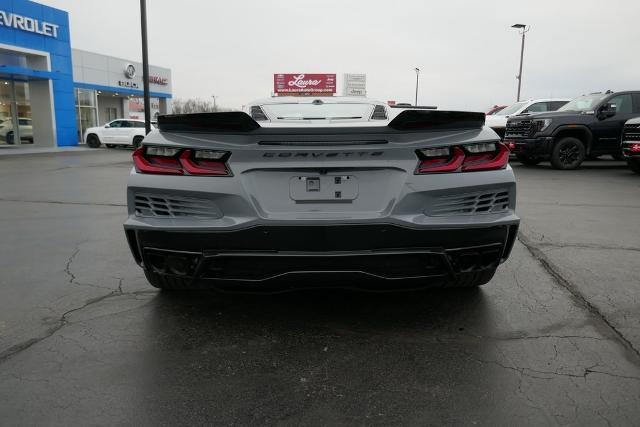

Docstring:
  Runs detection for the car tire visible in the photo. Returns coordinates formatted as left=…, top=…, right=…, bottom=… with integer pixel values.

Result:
left=86, top=134, right=101, bottom=148
left=515, top=153, right=542, bottom=166
left=132, top=136, right=144, bottom=149
left=550, top=137, right=586, bottom=170
left=451, top=268, right=496, bottom=288
left=611, top=152, right=624, bottom=161
left=106, top=144, right=116, bottom=148
left=6, top=131, right=14, bottom=145
left=628, top=159, right=640, bottom=175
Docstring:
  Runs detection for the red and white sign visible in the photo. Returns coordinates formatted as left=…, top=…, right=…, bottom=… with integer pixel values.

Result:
left=149, top=75, right=169, bottom=86
left=274, top=73, right=336, bottom=95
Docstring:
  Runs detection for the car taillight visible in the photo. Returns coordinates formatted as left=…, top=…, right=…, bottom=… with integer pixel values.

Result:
left=416, top=147, right=465, bottom=173
left=133, top=147, right=231, bottom=176
left=415, top=142, right=509, bottom=174
left=630, top=143, right=640, bottom=153
left=179, top=149, right=230, bottom=176
left=133, top=147, right=183, bottom=175
left=462, top=142, right=510, bottom=172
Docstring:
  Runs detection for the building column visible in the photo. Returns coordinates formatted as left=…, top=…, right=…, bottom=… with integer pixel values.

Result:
left=29, top=80, right=57, bottom=147
left=122, top=97, right=130, bottom=119
left=159, top=97, right=168, bottom=115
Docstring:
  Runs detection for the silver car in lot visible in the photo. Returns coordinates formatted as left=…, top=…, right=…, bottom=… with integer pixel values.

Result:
left=124, top=97, right=519, bottom=291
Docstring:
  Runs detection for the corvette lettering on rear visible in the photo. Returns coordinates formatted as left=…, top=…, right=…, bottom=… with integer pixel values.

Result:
left=262, top=151, right=384, bottom=158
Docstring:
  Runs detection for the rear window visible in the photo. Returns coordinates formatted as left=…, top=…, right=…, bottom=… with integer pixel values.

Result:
left=262, top=103, right=373, bottom=120
left=496, top=102, right=527, bottom=116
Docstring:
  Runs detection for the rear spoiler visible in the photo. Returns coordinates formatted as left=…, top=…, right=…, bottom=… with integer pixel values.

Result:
left=388, top=110, right=485, bottom=131
left=157, top=109, right=485, bottom=133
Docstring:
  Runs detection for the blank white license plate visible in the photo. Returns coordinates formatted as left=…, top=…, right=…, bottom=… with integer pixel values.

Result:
left=289, top=175, right=358, bottom=201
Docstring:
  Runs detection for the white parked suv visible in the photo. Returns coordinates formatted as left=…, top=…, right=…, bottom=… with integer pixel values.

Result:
left=0, top=117, right=33, bottom=144
left=485, top=99, right=570, bottom=140
left=84, top=119, right=151, bottom=148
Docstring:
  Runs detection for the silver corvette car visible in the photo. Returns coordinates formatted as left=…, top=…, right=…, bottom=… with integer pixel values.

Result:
left=124, top=97, right=519, bottom=291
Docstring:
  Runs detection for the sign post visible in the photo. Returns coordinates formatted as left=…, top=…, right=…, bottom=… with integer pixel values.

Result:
left=140, top=0, right=151, bottom=135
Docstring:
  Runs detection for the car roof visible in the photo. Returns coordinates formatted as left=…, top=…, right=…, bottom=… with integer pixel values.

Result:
left=521, top=98, right=571, bottom=103
left=247, top=96, right=385, bottom=106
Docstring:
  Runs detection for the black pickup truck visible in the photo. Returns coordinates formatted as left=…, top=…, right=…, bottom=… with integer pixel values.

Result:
left=504, top=91, right=640, bottom=169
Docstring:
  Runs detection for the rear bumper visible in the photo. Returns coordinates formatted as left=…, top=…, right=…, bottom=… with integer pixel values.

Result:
left=124, top=223, right=519, bottom=289
left=504, top=136, right=552, bottom=156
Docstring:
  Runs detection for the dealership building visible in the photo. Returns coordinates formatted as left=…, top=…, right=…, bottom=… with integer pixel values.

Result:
left=0, top=0, right=172, bottom=147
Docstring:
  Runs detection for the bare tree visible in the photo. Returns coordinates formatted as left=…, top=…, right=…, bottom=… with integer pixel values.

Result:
left=171, top=98, right=231, bottom=114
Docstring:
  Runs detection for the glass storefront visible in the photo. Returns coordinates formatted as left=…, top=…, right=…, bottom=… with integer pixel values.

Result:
left=75, top=88, right=98, bottom=142
left=0, top=79, right=33, bottom=145
left=128, top=97, right=160, bottom=121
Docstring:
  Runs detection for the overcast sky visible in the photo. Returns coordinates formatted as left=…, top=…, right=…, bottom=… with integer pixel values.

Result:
left=41, top=0, right=640, bottom=111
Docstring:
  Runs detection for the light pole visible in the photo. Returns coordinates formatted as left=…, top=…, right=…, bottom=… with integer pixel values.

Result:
left=511, top=24, right=529, bottom=102
left=140, top=0, right=151, bottom=134
left=414, top=67, right=420, bottom=106
left=211, top=95, right=218, bottom=111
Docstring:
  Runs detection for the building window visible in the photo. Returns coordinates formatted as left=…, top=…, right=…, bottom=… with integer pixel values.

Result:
left=106, top=107, right=117, bottom=122
left=75, top=88, right=98, bottom=142
left=0, top=79, right=33, bottom=145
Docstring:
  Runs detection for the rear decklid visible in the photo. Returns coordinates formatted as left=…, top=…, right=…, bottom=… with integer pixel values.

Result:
left=145, top=110, right=497, bottom=220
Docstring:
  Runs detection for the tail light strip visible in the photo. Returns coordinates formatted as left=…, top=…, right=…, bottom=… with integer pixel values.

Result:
left=133, top=147, right=231, bottom=176
left=416, top=143, right=509, bottom=174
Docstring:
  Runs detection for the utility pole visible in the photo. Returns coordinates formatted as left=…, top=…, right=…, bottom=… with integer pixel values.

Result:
left=414, top=67, right=420, bottom=106
left=211, top=95, right=218, bottom=112
left=511, top=24, right=530, bottom=102
left=140, top=0, right=151, bottom=134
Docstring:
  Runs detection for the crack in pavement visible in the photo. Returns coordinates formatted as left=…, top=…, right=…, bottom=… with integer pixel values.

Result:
left=470, top=356, right=640, bottom=382
left=462, top=333, right=608, bottom=342
left=0, top=248, right=149, bottom=364
left=532, top=241, right=640, bottom=253
left=0, top=287, right=156, bottom=365
left=63, top=244, right=113, bottom=291
left=518, top=201, right=640, bottom=209
left=518, top=232, right=640, bottom=361
left=0, top=198, right=125, bottom=207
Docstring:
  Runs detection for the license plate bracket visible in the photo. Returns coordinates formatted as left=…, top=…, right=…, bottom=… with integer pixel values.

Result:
left=290, top=175, right=358, bottom=201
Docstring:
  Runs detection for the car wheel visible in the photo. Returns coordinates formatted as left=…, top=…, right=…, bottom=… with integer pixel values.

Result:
left=132, top=136, right=144, bottom=149
left=6, top=131, right=14, bottom=145
left=611, top=152, right=624, bottom=161
left=86, top=134, right=101, bottom=148
left=550, top=137, right=586, bottom=170
left=628, top=159, right=640, bottom=175
left=515, top=153, right=542, bottom=166
left=106, top=144, right=116, bottom=148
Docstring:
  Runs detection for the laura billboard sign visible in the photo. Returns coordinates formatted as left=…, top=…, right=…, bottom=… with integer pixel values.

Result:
left=274, top=74, right=336, bottom=95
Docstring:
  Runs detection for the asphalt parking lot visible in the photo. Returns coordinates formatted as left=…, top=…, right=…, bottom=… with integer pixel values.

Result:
left=1, top=150, right=639, bottom=425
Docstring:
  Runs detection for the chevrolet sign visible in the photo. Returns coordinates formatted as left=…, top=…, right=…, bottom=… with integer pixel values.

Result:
left=0, top=10, right=59, bottom=38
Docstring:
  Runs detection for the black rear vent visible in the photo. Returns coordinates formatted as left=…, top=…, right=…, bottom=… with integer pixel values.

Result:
left=250, top=106, right=269, bottom=121
left=370, top=105, right=388, bottom=120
